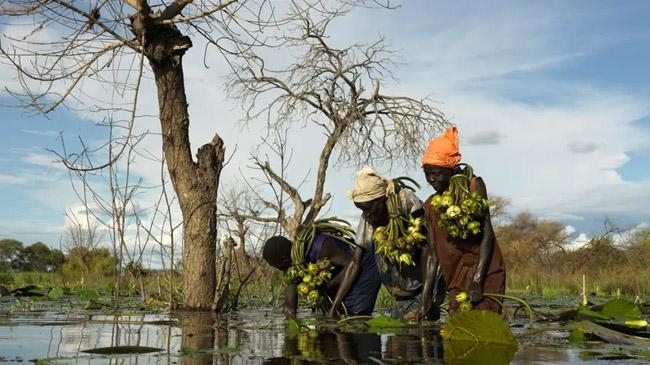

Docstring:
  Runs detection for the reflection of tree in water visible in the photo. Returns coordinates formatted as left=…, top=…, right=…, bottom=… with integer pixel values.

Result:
left=176, top=311, right=285, bottom=364
left=178, top=311, right=215, bottom=365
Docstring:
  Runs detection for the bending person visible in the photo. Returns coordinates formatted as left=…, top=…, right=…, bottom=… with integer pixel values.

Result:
left=421, top=126, right=505, bottom=313
left=348, top=166, right=445, bottom=320
left=262, top=220, right=381, bottom=319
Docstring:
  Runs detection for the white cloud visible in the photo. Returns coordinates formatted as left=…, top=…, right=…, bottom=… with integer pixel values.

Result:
left=20, top=129, right=59, bottom=137
left=2, top=0, right=650, bottom=249
left=0, top=174, right=28, bottom=185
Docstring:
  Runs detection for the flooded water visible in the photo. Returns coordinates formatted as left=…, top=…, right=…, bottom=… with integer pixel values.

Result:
left=0, top=300, right=648, bottom=364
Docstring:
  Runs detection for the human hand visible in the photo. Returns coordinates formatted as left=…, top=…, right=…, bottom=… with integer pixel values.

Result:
left=468, top=281, right=483, bottom=303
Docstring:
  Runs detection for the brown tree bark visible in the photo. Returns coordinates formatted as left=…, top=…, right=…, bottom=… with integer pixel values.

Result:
left=133, top=8, right=225, bottom=310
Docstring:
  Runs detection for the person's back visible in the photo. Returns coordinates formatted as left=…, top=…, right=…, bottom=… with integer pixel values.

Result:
left=349, top=167, right=445, bottom=320
left=262, top=227, right=380, bottom=318
left=308, top=233, right=380, bottom=316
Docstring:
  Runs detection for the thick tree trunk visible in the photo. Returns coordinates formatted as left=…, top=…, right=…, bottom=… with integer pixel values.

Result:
left=135, top=14, right=225, bottom=310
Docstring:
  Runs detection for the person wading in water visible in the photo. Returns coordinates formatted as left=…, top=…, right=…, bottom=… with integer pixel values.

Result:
left=263, top=218, right=381, bottom=319
left=348, top=166, right=445, bottom=320
left=421, top=126, right=506, bottom=313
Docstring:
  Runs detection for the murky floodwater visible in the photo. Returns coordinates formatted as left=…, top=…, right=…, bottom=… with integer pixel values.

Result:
left=0, top=298, right=648, bottom=364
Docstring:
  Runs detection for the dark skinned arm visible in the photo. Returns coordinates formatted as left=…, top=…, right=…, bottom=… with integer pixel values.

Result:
left=418, top=244, right=440, bottom=320
left=468, top=177, right=495, bottom=303
left=320, top=239, right=360, bottom=319
left=283, top=283, right=298, bottom=319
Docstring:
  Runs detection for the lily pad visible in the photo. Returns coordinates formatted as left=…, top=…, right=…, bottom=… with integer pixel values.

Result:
left=601, top=299, right=642, bottom=319
left=440, top=310, right=517, bottom=346
left=364, top=314, right=406, bottom=328
left=443, top=341, right=517, bottom=365
left=82, top=345, right=163, bottom=354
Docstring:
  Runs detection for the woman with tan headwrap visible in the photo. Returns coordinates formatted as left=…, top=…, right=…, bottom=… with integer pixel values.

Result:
left=421, top=127, right=505, bottom=314
left=349, top=166, right=445, bottom=320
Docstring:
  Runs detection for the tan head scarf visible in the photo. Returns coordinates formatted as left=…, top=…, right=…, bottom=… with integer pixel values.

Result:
left=421, top=126, right=462, bottom=167
left=347, top=166, right=387, bottom=203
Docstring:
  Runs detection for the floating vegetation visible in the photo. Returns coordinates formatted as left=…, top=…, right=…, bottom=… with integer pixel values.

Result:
left=81, top=346, right=163, bottom=354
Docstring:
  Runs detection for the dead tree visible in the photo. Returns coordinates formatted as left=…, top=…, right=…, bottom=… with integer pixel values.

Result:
left=227, top=2, right=449, bottom=238
left=0, top=0, right=271, bottom=310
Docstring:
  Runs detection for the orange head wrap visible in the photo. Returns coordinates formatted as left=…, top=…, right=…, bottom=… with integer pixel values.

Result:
left=421, top=126, right=462, bottom=167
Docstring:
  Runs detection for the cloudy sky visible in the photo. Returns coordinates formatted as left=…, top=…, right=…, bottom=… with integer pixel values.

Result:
left=1, top=0, right=649, bottom=251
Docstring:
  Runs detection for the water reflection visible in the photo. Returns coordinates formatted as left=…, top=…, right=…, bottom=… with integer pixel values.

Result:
left=266, top=328, right=448, bottom=364
left=0, top=308, right=645, bottom=364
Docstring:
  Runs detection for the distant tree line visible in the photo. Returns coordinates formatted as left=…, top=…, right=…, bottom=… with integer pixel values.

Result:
left=0, top=239, right=64, bottom=272
left=496, top=212, right=650, bottom=295
left=0, top=238, right=117, bottom=276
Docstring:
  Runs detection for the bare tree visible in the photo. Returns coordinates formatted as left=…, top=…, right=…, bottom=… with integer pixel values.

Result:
left=227, top=2, right=449, bottom=237
left=218, top=185, right=267, bottom=259
left=62, top=214, right=106, bottom=275
left=488, top=195, right=511, bottom=224
left=0, top=0, right=278, bottom=309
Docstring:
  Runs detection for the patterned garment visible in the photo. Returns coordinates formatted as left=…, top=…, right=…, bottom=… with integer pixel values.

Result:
left=308, top=233, right=381, bottom=316
left=355, top=189, right=444, bottom=319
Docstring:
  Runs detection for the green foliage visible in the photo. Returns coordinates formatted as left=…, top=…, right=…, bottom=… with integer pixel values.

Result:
left=0, top=238, right=23, bottom=272
left=364, top=314, right=406, bottom=329
left=600, top=298, right=643, bottom=319
left=47, top=286, right=65, bottom=300
left=441, top=310, right=517, bottom=365
left=441, top=310, right=517, bottom=346
left=374, top=285, right=396, bottom=310
left=499, top=214, right=650, bottom=296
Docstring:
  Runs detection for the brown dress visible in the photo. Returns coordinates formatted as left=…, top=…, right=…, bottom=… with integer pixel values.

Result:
left=423, top=176, right=506, bottom=314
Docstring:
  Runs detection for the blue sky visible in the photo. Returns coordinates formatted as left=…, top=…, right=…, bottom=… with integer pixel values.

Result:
left=1, top=0, right=649, bottom=251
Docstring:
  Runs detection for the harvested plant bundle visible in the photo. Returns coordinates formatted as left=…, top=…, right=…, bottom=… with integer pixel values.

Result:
left=285, top=217, right=356, bottom=307
left=373, top=177, right=427, bottom=266
left=431, top=164, right=488, bottom=239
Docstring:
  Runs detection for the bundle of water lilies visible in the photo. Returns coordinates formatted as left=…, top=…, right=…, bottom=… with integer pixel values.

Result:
left=373, top=177, right=427, bottom=266
left=284, top=259, right=334, bottom=307
left=431, top=164, right=489, bottom=239
left=284, top=217, right=355, bottom=307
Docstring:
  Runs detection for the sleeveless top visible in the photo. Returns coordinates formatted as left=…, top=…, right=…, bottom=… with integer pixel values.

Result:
left=308, top=233, right=381, bottom=315
left=423, top=176, right=505, bottom=291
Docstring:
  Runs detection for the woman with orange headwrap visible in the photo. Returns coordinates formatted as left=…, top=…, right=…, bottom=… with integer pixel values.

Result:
left=421, top=127, right=505, bottom=314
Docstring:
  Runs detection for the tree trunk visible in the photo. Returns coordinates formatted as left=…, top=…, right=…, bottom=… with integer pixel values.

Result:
left=213, top=237, right=234, bottom=312
left=135, top=15, right=225, bottom=310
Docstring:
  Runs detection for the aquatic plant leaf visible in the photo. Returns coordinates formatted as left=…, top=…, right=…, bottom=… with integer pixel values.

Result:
left=76, top=288, right=99, bottom=301
left=286, top=319, right=300, bottom=339
left=364, top=314, right=406, bottom=328
left=577, top=306, right=612, bottom=320
left=82, top=345, right=162, bottom=354
left=47, top=287, right=64, bottom=300
left=440, top=310, right=517, bottom=346
left=443, top=341, right=517, bottom=365
left=569, top=328, right=586, bottom=343
left=601, top=299, right=642, bottom=319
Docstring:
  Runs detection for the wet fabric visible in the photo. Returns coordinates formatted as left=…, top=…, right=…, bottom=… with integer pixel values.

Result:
left=355, top=189, right=444, bottom=319
left=423, top=176, right=506, bottom=313
left=421, top=126, right=462, bottom=168
left=308, top=233, right=380, bottom=316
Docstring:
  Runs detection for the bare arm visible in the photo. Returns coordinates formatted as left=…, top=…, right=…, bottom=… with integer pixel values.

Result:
left=418, top=207, right=441, bottom=320
left=469, top=177, right=495, bottom=303
left=283, top=283, right=298, bottom=319
left=328, top=246, right=362, bottom=318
